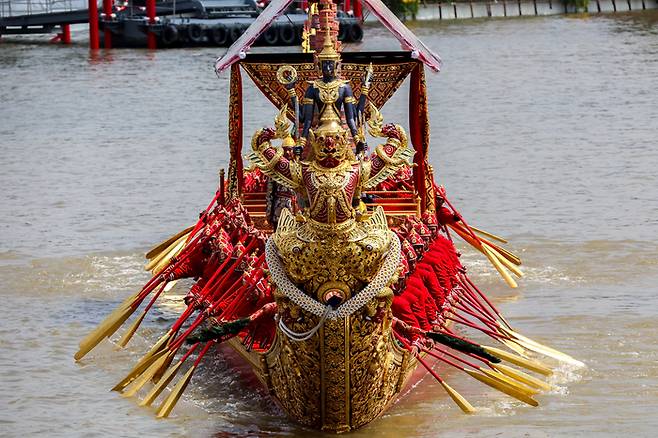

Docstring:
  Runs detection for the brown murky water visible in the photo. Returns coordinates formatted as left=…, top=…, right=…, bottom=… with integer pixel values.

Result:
left=1, top=11, right=658, bottom=437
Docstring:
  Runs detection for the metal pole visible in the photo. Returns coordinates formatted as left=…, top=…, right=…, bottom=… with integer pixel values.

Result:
left=88, top=0, right=100, bottom=49
left=61, top=23, right=71, bottom=43
left=103, top=0, right=112, bottom=48
left=146, top=0, right=156, bottom=49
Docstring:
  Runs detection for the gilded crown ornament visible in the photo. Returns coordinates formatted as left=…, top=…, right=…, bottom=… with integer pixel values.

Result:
left=316, top=28, right=341, bottom=63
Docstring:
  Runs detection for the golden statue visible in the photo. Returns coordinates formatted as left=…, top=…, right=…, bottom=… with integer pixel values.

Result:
left=249, top=101, right=413, bottom=304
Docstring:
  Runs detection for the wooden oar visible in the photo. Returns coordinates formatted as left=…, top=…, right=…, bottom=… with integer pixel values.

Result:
left=482, top=238, right=521, bottom=266
left=139, top=343, right=200, bottom=407
left=156, top=341, right=215, bottom=418
left=116, top=282, right=169, bottom=349
left=482, top=345, right=553, bottom=376
left=490, top=363, right=552, bottom=391
left=449, top=224, right=519, bottom=286
left=415, top=353, right=476, bottom=414
left=485, top=245, right=523, bottom=277
left=451, top=221, right=519, bottom=262
left=145, top=232, right=189, bottom=272
left=74, top=286, right=159, bottom=361
left=111, top=312, right=200, bottom=394
left=150, top=238, right=189, bottom=275
left=482, top=245, right=518, bottom=287
left=122, top=347, right=178, bottom=398
left=111, top=329, right=177, bottom=392
left=76, top=230, right=211, bottom=361
left=395, top=334, right=476, bottom=414
left=145, top=226, right=195, bottom=260
left=420, top=347, right=538, bottom=407
left=429, top=334, right=552, bottom=391
left=470, top=225, right=508, bottom=244
left=424, top=348, right=539, bottom=396
left=449, top=223, right=521, bottom=276
left=461, top=274, right=515, bottom=331
left=452, top=222, right=521, bottom=266
left=498, top=327, right=584, bottom=367
left=112, top=238, right=258, bottom=394
left=113, top=252, right=250, bottom=395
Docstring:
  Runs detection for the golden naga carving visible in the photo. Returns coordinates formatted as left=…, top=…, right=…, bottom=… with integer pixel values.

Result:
left=264, top=287, right=412, bottom=433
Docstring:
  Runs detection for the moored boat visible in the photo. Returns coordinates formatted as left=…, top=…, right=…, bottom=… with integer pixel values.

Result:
left=74, top=0, right=582, bottom=432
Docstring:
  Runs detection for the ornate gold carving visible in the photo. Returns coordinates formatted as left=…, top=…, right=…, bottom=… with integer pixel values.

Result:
left=362, top=105, right=414, bottom=190
left=273, top=207, right=392, bottom=297
left=366, top=102, right=384, bottom=137
left=247, top=111, right=303, bottom=191
left=262, top=290, right=415, bottom=432
left=317, top=281, right=351, bottom=304
left=276, top=65, right=298, bottom=87
left=240, top=61, right=417, bottom=123
left=273, top=105, right=292, bottom=140
left=312, top=79, right=348, bottom=105
left=316, top=28, right=341, bottom=62
left=425, top=164, right=437, bottom=214
left=307, top=168, right=353, bottom=226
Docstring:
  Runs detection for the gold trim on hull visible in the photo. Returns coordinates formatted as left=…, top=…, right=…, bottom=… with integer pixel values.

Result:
left=228, top=299, right=419, bottom=433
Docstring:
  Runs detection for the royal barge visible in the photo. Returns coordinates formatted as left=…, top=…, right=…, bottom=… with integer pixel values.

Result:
left=74, top=0, right=581, bottom=432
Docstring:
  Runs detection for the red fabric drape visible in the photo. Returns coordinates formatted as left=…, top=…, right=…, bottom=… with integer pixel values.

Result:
left=409, top=62, right=429, bottom=213
left=228, top=64, right=244, bottom=199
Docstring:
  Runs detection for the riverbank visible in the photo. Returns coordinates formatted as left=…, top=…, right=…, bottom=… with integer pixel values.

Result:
left=364, top=0, right=658, bottom=21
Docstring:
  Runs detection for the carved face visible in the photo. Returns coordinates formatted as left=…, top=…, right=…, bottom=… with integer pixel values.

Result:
left=321, top=60, right=336, bottom=79
left=282, top=146, right=295, bottom=160
left=312, top=131, right=349, bottom=167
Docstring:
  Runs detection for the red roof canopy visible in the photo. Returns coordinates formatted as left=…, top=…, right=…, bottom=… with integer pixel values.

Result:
left=214, top=0, right=442, bottom=74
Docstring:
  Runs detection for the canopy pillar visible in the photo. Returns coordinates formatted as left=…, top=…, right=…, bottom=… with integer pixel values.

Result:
left=227, top=64, right=244, bottom=199
left=409, top=62, right=433, bottom=213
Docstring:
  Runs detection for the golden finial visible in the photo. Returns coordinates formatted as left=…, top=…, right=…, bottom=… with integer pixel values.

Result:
left=316, top=17, right=340, bottom=62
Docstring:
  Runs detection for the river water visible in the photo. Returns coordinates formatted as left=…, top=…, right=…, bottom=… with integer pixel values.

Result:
left=1, top=11, right=658, bottom=437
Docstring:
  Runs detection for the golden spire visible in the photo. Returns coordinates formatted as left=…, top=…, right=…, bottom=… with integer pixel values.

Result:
left=316, top=18, right=340, bottom=62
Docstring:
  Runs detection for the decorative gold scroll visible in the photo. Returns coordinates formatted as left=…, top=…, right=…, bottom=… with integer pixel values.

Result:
left=240, top=61, right=418, bottom=122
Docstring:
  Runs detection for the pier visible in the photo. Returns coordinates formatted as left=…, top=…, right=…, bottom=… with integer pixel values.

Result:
left=362, top=0, right=658, bottom=21
left=0, top=0, right=364, bottom=49
left=2, top=0, right=657, bottom=49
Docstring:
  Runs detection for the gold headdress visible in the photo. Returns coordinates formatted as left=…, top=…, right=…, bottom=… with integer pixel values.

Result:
left=316, top=24, right=340, bottom=62
left=309, top=105, right=353, bottom=164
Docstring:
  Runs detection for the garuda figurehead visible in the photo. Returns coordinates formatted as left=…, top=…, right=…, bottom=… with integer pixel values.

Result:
left=307, top=109, right=355, bottom=169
